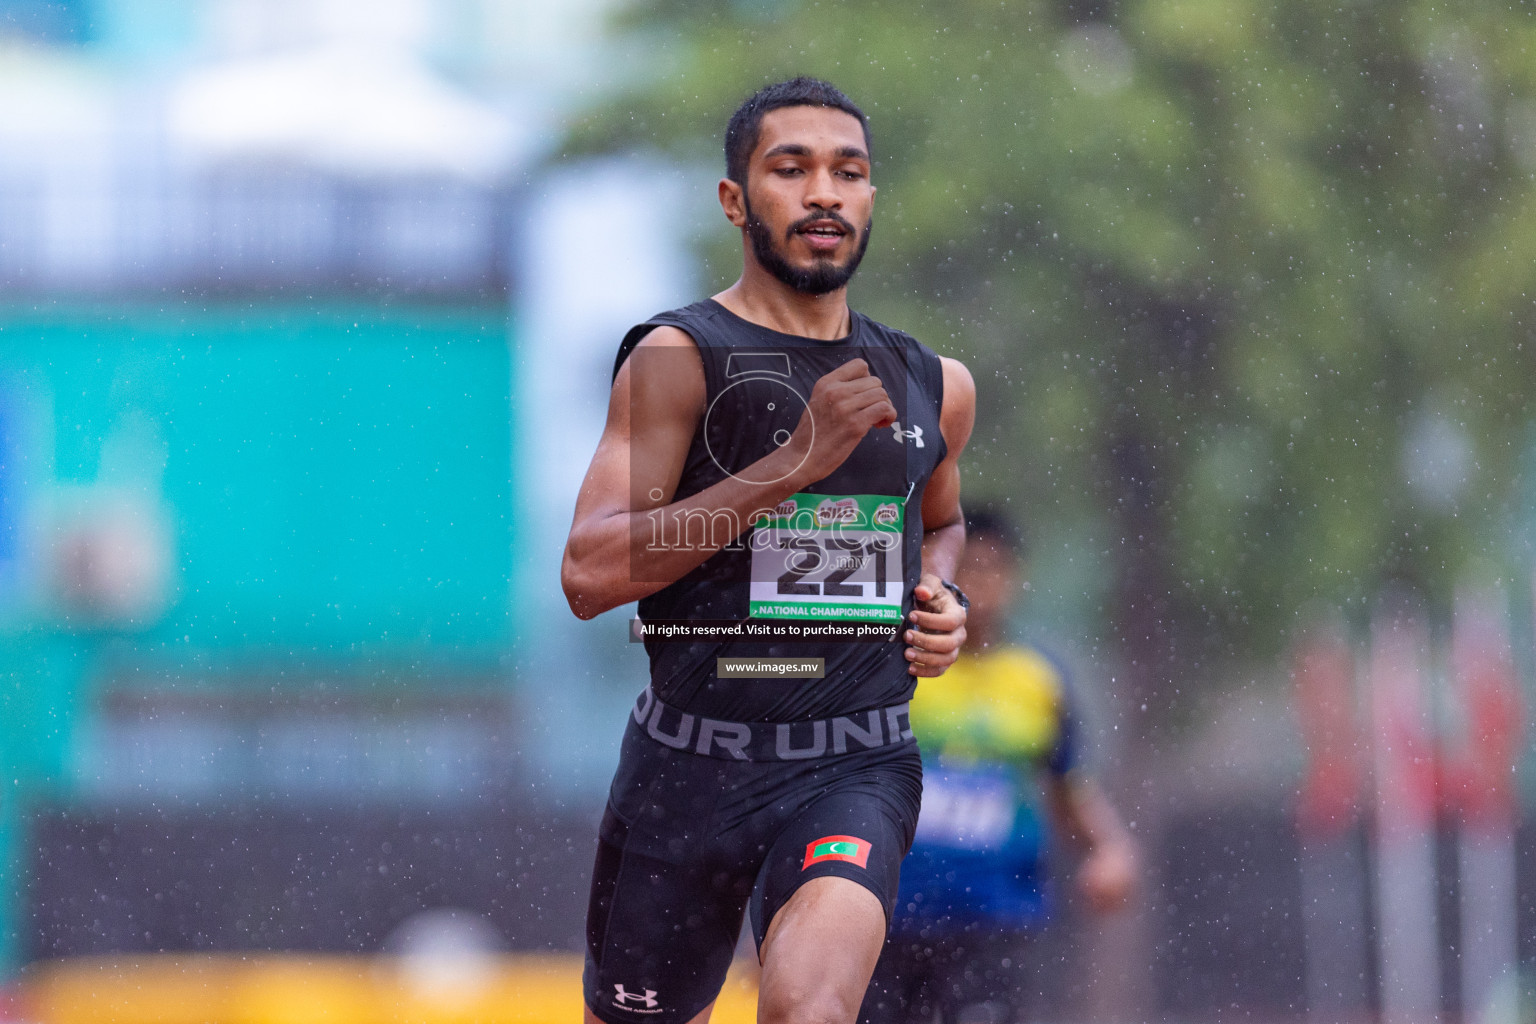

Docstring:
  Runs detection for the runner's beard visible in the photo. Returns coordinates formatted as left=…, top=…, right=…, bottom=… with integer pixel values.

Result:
left=744, top=197, right=872, bottom=296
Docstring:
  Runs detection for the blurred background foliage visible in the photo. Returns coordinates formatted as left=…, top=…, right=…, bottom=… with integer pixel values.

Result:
left=565, top=0, right=1536, bottom=703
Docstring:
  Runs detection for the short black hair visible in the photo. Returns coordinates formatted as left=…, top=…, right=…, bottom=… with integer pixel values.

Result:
left=964, top=505, right=1027, bottom=561
left=724, top=77, right=871, bottom=185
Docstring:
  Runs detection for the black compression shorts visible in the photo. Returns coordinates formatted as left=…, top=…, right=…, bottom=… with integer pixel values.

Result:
left=584, top=714, right=923, bottom=1024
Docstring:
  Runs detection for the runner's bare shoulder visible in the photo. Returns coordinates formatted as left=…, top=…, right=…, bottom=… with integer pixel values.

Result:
left=634, top=324, right=697, bottom=352
left=621, top=325, right=705, bottom=420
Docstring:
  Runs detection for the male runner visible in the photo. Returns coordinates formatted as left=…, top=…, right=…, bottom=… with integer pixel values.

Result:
left=859, top=508, right=1137, bottom=1024
left=562, top=77, right=975, bottom=1024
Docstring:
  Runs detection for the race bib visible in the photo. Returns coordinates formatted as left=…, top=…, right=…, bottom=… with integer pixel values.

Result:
left=914, top=766, right=1019, bottom=849
left=748, top=493, right=904, bottom=622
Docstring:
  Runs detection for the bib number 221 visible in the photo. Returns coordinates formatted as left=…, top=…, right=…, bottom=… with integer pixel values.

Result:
left=748, top=494, right=904, bottom=623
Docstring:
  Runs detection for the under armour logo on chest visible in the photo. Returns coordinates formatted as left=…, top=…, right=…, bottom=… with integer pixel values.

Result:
left=890, top=421, right=924, bottom=447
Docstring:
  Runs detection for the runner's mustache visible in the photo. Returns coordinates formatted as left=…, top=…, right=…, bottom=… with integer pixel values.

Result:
left=784, top=210, right=858, bottom=241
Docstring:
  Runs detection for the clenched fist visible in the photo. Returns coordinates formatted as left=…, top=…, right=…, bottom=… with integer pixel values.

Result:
left=784, top=358, right=897, bottom=483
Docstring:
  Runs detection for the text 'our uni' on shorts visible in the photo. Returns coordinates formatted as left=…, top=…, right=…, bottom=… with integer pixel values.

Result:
left=584, top=693, right=924, bottom=1024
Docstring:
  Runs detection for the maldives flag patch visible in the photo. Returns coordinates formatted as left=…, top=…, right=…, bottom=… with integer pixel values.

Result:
left=803, top=835, right=871, bottom=870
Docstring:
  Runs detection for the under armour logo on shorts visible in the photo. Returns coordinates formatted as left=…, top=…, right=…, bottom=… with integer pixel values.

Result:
left=614, top=984, right=660, bottom=1010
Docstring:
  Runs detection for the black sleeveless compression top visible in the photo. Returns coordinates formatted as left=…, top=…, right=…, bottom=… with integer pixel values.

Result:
left=614, top=299, right=947, bottom=721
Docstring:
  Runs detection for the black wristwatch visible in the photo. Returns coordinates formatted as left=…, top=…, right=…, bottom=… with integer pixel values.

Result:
left=940, top=579, right=971, bottom=611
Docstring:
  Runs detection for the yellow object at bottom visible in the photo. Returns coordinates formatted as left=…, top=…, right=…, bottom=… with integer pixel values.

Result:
left=22, top=952, right=762, bottom=1024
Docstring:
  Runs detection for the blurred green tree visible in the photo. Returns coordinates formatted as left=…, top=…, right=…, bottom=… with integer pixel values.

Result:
left=564, top=0, right=1536, bottom=711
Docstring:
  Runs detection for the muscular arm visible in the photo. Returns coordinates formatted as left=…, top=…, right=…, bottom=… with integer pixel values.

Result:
left=918, top=357, right=976, bottom=583
left=562, top=330, right=797, bottom=619
left=561, top=328, right=899, bottom=620
left=905, top=356, right=976, bottom=676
